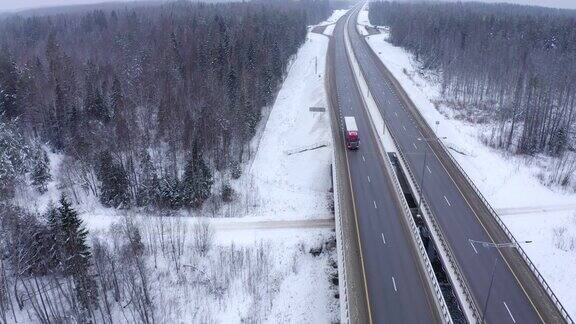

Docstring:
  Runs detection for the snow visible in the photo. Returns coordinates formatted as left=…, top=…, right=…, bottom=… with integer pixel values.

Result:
left=362, top=13, right=576, bottom=316
left=233, top=19, right=334, bottom=221
left=317, top=9, right=346, bottom=36
left=72, top=9, right=342, bottom=324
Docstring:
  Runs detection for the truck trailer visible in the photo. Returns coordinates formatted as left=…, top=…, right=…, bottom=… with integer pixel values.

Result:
left=344, top=116, right=359, bottom=150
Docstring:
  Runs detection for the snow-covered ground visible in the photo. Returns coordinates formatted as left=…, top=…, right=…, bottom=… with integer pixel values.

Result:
left=360, top=11, right=576, bottom=316
left=232, top=18, right=334, bottom=221
left=318, top=9, right=346, bottom=36
left=10, top=10, right=342, bottom=324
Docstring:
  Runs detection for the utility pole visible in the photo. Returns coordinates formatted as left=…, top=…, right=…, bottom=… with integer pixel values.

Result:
left=469, top=239, right=533, bottom=323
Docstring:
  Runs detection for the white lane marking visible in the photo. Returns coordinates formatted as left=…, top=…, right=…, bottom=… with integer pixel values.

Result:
left=403, top=125, right=407, bottom=131
left=412, top=142, right=418, bottom=150
left=470, top=240, right=478, bottom=254
left=373, top=201, right=378, bottom=209
left=503, top=302, right=516, bottom=323
left=381, top=233, right=386, bottom=244
left=394, top=111, right=398, bottom=117
left=362, top=155, right=365, bottom=162
left=444, top=195, right=451, bottom=206
left=392, top=277, right=397, bottom=292
left=426, top=166, right=432, bottom=174
left=367, top=176, right=371, bottom=183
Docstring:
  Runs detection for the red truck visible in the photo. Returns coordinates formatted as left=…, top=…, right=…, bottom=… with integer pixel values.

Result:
left=344, top=116, right=359, bottom=149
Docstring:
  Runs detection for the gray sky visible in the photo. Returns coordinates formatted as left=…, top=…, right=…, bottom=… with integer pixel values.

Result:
left=1, top=0, right=576, bottom=12
left=0, top=0, right=150, bottom=12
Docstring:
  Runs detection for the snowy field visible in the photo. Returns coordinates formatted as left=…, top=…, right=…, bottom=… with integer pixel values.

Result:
left=360, top=9, right=576, bottom=316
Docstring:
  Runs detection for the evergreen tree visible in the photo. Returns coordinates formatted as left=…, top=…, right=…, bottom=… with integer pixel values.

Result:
left=181, top=150, right=213, bottom=208
left=0, top=49, right=21, bottom=120
left=45, top=203, right=63, bottom=271
left=58, top=195, right=97, bottom=314
left=31, top=147, right=52, bottom=193
left=96, top=151, right=130, bottom=208
left=136, top=150, right=159, bottom=206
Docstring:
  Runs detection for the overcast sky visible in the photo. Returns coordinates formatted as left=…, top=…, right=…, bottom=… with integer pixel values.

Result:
left=1, top=0, right=576, bottom=12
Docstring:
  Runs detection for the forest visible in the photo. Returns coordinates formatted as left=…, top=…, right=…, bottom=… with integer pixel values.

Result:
left=369, top=1, right=576, bottom=189
left=0, top=0, right=331, bottom=209
left=0, top=1, right=335, bottom=323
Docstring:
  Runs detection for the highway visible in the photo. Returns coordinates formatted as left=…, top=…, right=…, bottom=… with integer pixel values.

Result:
left=344, top=3, right=566, bottom=324
left=329, top=10, right=441, bottom=324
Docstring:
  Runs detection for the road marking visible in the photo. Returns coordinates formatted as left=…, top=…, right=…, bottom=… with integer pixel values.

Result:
left=444, top=195, right=451, bottom=206
left=381, top=233, right=386, bottom=244
left=412, top=142, right=418, bottom=150
left=367, top=175, right=371, bottom=183
left=503, top=302, right=516, bottom=323
left=426, top=166, right=432, bottom=174
left=373, top=201, right=378, bottom=209
left=403, top=125, right=407, bottom=131
left=362, top=155, right=365, bottom=162
left=394, top=111, right=398, bottom=117
left=470, top=240, right=478, bottom=254
left=392, top=277, right=397, bottom=292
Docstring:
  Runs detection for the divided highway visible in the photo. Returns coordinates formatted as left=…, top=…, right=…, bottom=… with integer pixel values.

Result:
left=328, top=10, right=442, bottom=324
left=345, top=3, right=569, bottom=324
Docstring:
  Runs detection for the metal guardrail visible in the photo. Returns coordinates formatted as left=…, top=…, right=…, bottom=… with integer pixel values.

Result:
left=390, top=131, right=482, bottom=322
left=332, top=154, right=350, bottom=324
left=377, top=125, right=454, bottom=324
left=434, top=138, right=575, bottom=324
left=343, top=10, right=452, bottom=322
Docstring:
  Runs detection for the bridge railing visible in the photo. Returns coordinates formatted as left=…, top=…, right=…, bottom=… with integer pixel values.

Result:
left=433, top=137, right=575, bottom=324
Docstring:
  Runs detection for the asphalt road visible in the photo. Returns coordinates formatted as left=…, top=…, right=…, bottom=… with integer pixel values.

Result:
left=345, top=5, right=552, bottom=324
left=330, top=11, right=440, bottom=324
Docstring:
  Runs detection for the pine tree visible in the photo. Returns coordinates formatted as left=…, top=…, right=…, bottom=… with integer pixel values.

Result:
left=136, top=151, right=159, bottom=207
left=31, top=147, right=52, bottom=193
left=96, top=151, right=130, bottom=208
left=181, top=149, right=213, bottom=208
left=58, top=195, right=97, bottom=315
left=45, top=203, right=63, bottom=271
left=0, top=49, right=21, bottom=120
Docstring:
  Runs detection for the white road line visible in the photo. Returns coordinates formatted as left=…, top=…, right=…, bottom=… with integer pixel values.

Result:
left=444, top=195, right=451, bottom=206
left=470, top=240, right=478, bottom=254
left=426, top=166, right=432, bottom=174
left=367, top=176, right=371, bottom=183
left=503, top=302, right=516, bottom=323
left=362, top=155, right=365, bottom=162
left=392, top=277, right=397, bottom=292
left=394, top=111, right=398, bottom=117
left=412, top=142, right=418, bottom=150
left=403, top=125, right=407, bottom=131
left=381, top=233, right=386, bottom=244
left=373, top=201, right=378, bottom=209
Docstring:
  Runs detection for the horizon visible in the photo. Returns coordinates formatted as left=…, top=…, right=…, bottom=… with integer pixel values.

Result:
left=1, top=0, right=576, bottom=13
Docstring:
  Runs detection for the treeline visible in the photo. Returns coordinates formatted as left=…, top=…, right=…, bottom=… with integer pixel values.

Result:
left=0, top=0, right=331, bottom=208
left=369, top=1, right=576, bottom=158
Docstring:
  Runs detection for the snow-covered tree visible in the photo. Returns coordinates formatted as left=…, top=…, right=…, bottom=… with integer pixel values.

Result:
left=31, top=147, right=52, bottom=193
left=58, top=196, right=98, bottom=315
left=181, top=154, right=213, bottom=208
left=0, top=120, right=30, bottom=200
left=97, top=151, right=130, bottom=208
